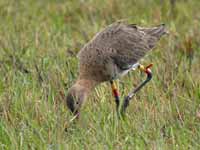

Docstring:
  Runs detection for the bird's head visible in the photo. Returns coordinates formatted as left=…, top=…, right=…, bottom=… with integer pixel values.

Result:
left=66, top=83, right=88, bottom=115
left=66, top=79, right=97, bottom=115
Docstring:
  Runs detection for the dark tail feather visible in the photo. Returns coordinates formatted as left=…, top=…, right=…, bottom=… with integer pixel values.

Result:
left=142, top=24, right=168, bottom=39
left=146, top=24, right=167, bottom=39
left=144, top=24, right=168, bottom=49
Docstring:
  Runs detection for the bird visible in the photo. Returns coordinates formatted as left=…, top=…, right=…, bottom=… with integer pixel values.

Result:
left=66, top=21, right=167, bottom=117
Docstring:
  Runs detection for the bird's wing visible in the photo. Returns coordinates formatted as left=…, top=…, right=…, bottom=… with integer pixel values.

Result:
left=84, top=22, right=166, bottom=70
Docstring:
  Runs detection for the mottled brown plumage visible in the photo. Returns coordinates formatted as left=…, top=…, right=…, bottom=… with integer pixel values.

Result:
left=66, top=21, right=167, bottom=116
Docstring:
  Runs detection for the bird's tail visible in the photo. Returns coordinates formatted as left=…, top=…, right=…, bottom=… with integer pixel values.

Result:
left=141, top=24, right=168, bottom=39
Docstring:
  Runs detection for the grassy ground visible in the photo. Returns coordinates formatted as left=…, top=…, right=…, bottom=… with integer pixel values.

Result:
left=0, top=0, right=200, bottom=149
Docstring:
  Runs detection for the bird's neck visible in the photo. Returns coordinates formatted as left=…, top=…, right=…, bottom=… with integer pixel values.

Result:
left=75, top=79, right=98, bottom=94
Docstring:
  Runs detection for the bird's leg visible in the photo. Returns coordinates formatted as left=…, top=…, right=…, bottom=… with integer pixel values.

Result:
left=110, top=80, right=120, bottom=116
left=121, top=64, right=153, bottom=116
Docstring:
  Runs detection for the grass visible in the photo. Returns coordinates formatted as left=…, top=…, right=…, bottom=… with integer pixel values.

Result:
left=0, top=0, right=200, bottom=149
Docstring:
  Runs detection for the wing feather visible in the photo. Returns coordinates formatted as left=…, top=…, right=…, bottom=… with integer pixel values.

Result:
left=78, top=22, right=166, bottom=71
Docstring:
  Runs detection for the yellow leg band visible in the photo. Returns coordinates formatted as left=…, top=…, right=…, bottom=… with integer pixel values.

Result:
left=111, top=82, right=117, bottom=90
left=138, top=64, right=145, bottom=72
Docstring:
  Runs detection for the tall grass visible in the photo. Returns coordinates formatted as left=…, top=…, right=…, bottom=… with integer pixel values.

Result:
left=0, top=0, right=200, bottom=149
